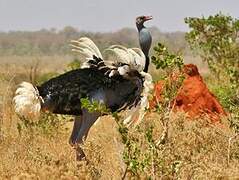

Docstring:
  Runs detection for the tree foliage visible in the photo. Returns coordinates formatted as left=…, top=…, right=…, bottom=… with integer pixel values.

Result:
left=152, top=43, right=184, bottom=72
left=151, top=42, right=185, bottom=111
left=185, top=13, right=239, bottom=86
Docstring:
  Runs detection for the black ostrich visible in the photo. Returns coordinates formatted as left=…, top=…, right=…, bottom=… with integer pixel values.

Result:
left=13, top=15, right=152, bottom=160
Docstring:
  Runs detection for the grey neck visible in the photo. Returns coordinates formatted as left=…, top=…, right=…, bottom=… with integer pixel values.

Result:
left=137, top=23, right=151, bottom=72
left=136, top=23, right=145, bottom=31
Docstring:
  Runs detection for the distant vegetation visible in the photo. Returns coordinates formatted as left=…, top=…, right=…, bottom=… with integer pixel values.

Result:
left=0, top=26, right=188, bottom=56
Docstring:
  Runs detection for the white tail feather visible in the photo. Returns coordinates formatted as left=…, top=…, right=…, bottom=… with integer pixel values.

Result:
left=13, top=82, right=42, bottom=119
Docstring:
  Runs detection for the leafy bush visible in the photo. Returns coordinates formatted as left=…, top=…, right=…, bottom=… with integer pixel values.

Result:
left=17, top=113, right=69, bottom=136
left=152, top=43, right=184, bottom=74
left=80, top=98, right=109, bottom=114
left=185, top=13, right=239, bottom=86
left=151, top=42, right=185, bottom=110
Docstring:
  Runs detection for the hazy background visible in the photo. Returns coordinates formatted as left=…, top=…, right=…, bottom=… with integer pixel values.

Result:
left=0, top=0, right=237, bottom=68
left=0, top=0, right=238, bottom=32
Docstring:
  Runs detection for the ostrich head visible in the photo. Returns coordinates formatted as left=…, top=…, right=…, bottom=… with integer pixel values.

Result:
left=136, top=15, right=153, bottom=30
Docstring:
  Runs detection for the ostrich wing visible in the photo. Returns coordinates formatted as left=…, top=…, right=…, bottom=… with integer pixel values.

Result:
left=70, top=37, right=104, bottom=68
left=70, top=37, right=102, bottom=59
left=70, top=37, right=146, bottom=78
left=105, top=45, right=146, bottom=76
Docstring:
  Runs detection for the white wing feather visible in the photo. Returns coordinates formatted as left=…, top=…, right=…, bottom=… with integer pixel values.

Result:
left=131, top=48, right=145, bottom=70
left=106, top=45, right=145, bottom=74
left=106, top=45, right=132, bottom=65
left=70, top=37, right=103, bottom=60
left=70, top=37, right=145, bottom=75
left=128, top=48, right=145, bottom=72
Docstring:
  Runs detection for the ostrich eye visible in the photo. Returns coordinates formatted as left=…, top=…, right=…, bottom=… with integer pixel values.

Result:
left=136, top=16, right=144, bottom=24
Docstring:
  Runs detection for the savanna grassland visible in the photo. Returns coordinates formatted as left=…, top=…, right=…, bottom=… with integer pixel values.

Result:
left=0, top=15, right=239, bottom=179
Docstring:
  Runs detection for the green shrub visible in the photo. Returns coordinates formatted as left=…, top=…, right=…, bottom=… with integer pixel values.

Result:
left=185, top=13, right=239, bottom=86
left=151, top=42, right=185, bottom=111
left=17, top=113, right=69, bottom=136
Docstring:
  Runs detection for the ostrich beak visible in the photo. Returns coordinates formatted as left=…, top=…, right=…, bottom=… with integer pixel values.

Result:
left=144, top=16, right=153, bottom=21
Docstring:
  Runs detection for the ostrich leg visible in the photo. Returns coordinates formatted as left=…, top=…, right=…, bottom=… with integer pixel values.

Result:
left=69, top=110, right=100, bottom=160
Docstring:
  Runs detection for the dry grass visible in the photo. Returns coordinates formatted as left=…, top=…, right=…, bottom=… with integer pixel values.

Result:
left=0, top=56, right=239, bottom=179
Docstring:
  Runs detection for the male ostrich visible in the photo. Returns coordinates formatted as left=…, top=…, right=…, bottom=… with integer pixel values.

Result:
left=13, top=15, right=152, bottom=160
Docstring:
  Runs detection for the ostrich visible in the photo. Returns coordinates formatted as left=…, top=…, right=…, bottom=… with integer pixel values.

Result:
left=13, top=15, right=153, bottom=160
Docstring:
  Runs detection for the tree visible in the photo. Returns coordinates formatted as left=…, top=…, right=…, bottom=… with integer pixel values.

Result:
left=185, top=13, right=239, bottom=86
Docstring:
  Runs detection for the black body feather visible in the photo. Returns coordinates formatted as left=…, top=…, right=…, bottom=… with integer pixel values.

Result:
left=38, top=58, right=143, bottom=115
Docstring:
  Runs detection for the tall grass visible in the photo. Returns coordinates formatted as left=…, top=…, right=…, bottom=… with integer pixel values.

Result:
left=0, top=56, right=238, bottom=179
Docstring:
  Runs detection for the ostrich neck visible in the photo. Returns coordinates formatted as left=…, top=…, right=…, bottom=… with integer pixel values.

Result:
left=137, top=25, right=151, bottom=73
left=136, top=23, right=145, bottom=31
left=143, top=56, right=150, bottom=72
